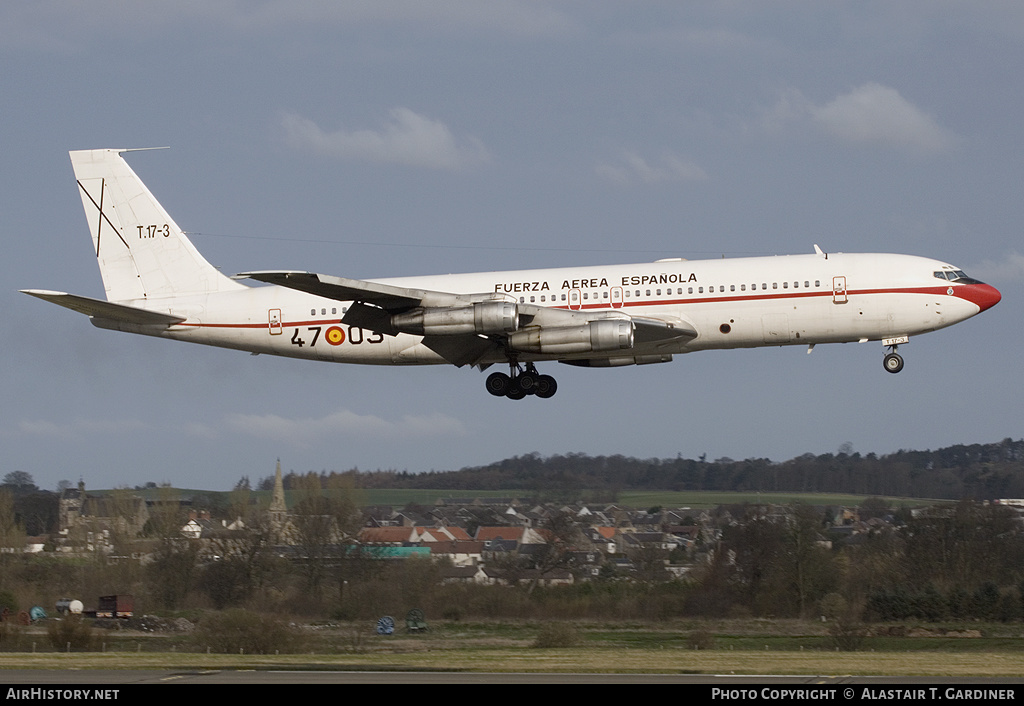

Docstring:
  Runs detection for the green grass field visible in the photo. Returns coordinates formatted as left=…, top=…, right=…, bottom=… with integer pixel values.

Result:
left=354, top=489, right=928, bottom=509
left=109, top=486, right=932, bottom=509
left=5, top=620, right=1024, bottom=676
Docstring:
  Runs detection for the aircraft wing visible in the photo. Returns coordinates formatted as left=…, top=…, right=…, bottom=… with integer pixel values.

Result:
left=238, top=270, right=698, bottom=365
left=238, top=269, right=518, bottom=340
left=237, top=271, right=466, bottom=309
left=20, top=290, right=186, bottom=326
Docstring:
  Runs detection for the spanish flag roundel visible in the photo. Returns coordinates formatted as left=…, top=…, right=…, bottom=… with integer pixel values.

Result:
left=325, top=326, right=346, bottom=346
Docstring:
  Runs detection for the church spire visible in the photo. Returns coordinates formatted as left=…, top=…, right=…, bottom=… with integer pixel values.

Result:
left=269, top=459, right=287, bottom=536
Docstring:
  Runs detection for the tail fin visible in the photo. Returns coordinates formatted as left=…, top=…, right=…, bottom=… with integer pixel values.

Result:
left=70, top=148, right=245, bottom=302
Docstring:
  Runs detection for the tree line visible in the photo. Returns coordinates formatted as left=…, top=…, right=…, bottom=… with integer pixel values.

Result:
left=261, top=437, right=1024, bottom=500
left=685, top=499, right=1024, bottom=623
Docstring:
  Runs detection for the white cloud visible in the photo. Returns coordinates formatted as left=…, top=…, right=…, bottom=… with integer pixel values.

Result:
left=282, top=109, right=491, bottom=170
left=966, top=252, right=1024, bottom=283
left=12, top=420, right=69, bottom=439
left=182, top=422, right=219, bottom=440
left=224, top=408, right=467, bottom=445
left=811, top=83, right=956, bottom=155
left=7, top=408, right=469, bottom=447
left=763, top=83, right=957, bottom=155
left=596, top=150, right=708, bottom=185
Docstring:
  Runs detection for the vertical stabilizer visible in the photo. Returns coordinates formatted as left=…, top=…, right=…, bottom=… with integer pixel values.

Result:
left=70, top=149, right=244, bottom=302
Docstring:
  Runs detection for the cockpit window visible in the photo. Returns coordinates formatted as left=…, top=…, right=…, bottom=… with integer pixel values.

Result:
left=934, top=269, right=980, bottom=284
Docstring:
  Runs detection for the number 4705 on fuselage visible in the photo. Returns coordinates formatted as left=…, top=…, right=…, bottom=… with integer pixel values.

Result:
left=22, top=149, right=1001, bottom=399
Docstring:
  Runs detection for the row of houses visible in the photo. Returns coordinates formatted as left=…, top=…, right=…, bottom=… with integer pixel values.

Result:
left=42, top=467, right=913, bottom=585
left=355, top=521, right=705, bottom=564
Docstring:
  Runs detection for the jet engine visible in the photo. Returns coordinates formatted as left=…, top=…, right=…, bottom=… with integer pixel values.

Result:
left=390, top=301, right=519, bottom=336
left=508, top=319, right=634, bottom=354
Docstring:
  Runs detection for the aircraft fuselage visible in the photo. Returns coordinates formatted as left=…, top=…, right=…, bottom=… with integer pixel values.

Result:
left=100, top=251, right=998, bottom=366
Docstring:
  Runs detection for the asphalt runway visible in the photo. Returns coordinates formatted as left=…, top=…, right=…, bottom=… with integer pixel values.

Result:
left=4, top=670, right=1024, bottom=685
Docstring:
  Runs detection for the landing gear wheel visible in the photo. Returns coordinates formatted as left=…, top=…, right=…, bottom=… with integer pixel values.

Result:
left=488, top=360, right=557, bottom=399
left=883, top=352, right=904, bottom=374
left=517, top=372, right=537, bottom=394
left=486, top=372, right=511, bottom=396
left=506, top=383, right=527, bottom=400
left=534, top=375, right=557, bottom=399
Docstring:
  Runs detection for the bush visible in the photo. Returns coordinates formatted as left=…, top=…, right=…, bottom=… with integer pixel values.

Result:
left=200, top=558, right=252, bottom=610
left=687, top=628, right=716, bottom=650
left=0, top=618, right=25, bottom=651
left=828, top=616, right=868, bottom=651
left=818, top=592, right=847, bottom=621
left=0, top=590, right=17, bottom=614
left=532, top=622, right=579, bottom=648
left=193, top=610, right=304, bottom=654
left=441, top=606, right=463, bottom=621
left=46, top=616, right=96, bottom=651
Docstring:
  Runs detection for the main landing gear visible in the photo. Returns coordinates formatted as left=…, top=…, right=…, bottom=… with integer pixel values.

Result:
left=486, top=362, right=557, bottom=400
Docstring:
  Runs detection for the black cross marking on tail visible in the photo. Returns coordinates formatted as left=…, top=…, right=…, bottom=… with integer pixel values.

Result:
left=77, top=179, right=130, bottom=256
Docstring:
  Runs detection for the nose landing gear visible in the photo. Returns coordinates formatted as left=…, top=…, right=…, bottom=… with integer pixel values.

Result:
left=486, top=362, right=557, bottom=399
left=883, top=347, right=904, bottom=374
left=881, top=336, right=910, bottom=374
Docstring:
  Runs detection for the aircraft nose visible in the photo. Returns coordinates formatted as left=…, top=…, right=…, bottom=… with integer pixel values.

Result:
left=960, top=282, right=1002, bottom=312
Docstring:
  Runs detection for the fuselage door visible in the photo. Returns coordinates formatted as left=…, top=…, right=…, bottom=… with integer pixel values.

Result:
left=832, top=276, right=848, bottom=304
left=610, top=286, right=623, bottom=309
left=268, top=308, right=283, bottom=335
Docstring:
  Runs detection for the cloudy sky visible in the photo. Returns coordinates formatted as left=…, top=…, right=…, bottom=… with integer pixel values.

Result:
left=4, top=2, right=1022, bottom=491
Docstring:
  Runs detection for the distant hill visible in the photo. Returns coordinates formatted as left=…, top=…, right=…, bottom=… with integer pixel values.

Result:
left=273, top=438, right=1024, bottom=501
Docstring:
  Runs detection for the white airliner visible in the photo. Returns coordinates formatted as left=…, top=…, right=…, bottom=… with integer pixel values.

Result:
left=23, top=148, right=1001, bottom=400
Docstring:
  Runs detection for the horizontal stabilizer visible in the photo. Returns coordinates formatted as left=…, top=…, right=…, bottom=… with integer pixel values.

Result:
left=21, top=290, right=186, bottom=326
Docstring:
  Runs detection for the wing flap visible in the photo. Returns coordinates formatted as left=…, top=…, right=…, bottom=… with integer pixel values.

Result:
left=420, top=334, right=501, bottom=367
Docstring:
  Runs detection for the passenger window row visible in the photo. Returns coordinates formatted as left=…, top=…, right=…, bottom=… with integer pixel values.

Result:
left=518, top=280, right=822, bottom=304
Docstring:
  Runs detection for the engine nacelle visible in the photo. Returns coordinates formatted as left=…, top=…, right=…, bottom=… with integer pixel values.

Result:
left=508, top=319, right=634, bottom=354
left=560, top=354, right=673, bottom=368
left=390, top=301, right=519, bottom=336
